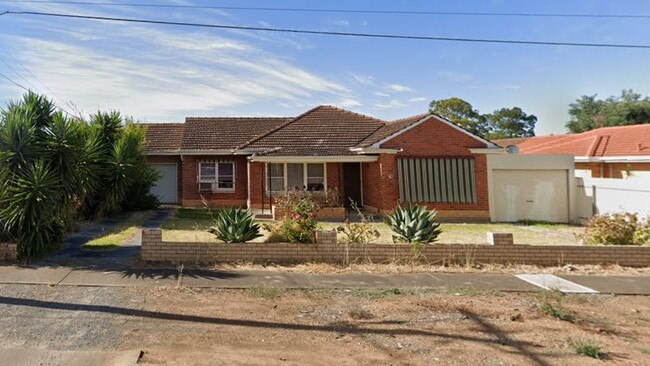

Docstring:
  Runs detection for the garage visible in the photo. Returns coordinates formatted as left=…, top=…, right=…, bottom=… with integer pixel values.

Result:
left=150, top=164, right=178, bottom=204
left=492, top=169, right=569, bottom=223
left=486, top=154, right=574, bottom=223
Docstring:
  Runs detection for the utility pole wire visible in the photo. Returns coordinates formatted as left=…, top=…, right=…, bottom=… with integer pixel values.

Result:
left=4, top=10, right=650, bottom=49
left=0, top=70, right=77, bottom=117
left=2, top=1, right=650, bottom=19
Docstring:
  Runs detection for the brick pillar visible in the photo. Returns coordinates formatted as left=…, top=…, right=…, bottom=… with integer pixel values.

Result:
left=487, top=232, right=514, bottom=246
left=378, top=154, right=399, bottom=212
left=2, top=243, right=17, bottom=261
left=315, top=230, right=337, bottom=245
left=141, top=228, right=163, bottom=260
left=247, top=161, right=264, bottom=209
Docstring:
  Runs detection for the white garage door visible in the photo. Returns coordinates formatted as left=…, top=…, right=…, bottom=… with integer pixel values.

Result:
left=493, top=169, right=569, bottom=223
left=150, top=164, right=178, bottom=204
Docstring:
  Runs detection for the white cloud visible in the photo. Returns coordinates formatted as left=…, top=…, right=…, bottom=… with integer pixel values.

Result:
left=337, top=98, right=362, bottom=108
left=10, top=36, right=349, bottom=120
left=386, top=84, right=413, bottom=92
left=349, top=72, right=375, bottom=85
left=375, top=100, right=408, bottom=109
left=374, top=91, right=390, bottom=97
left=408, top=97, right=427, bottom=103
left=331, top=19, right=350, bottom=27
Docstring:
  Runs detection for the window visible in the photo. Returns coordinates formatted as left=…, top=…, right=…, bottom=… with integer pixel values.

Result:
left=199, top=161, right=235, bottom=192
left=397, top=158, right=476, bottom=203
left=268, top=163, right=285, bottom=193
left=306, top=163, right=325, bottom=191
left=266, top=163, right=326, bottom=193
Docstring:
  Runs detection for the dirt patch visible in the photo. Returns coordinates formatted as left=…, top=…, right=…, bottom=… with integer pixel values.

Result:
left=1, top=284, right=648, bottom=365
left=134, top=288, right=649, bottom=365
left=210, top=262, right=650, bottom=276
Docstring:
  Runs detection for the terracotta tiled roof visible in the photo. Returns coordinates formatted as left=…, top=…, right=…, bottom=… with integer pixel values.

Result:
left=242, top=106, right=386, bottom=156
left=357, top=113, right=429, bottom=148
left=142, top=123, right=185, bottom=151
left=182, top=117, right=292, bottom=150
left=501, top=124, right=650, bottom=157
left=493, top=137, right=531, bottom=148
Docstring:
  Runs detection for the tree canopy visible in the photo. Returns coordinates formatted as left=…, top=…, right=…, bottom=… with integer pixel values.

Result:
left=429, top=98, right=536, bottom=140
left=566, top=89, right=650, bottom=133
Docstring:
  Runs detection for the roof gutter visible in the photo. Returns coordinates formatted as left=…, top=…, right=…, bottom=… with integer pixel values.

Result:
left=248, top=155, right=379, bottom=163
left=574, top=155, right=650, bottom=163
left=349, top=147, right=402, bottom=155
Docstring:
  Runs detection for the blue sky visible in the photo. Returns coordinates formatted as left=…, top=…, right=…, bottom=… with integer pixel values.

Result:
left=2, top=0, right=650, bottom=134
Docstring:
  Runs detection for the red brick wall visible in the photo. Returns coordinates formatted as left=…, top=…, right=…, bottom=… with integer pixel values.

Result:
left=145, top=155, right=182, bottom=204
left=363, top=116, right=490, bottom=220
left=180, top=155, right=248, bottom=208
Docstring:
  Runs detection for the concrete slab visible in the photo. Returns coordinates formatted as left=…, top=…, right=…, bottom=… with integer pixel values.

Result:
left=559, top=275, right=650, bottom=295
left=0, top=266, right=72, bottom=285
left=0, top=348, right=141, bottom=366
left=432, top=273, right=541, bottom=292
left=515, top=274, right=598, bottom=294
left=59, top=269, right=179, bottom=287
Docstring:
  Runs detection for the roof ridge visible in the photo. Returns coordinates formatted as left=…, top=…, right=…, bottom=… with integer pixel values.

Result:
left=388, top=112, right=430, bottom=124
left=319, top=105, right=388, bottom=124
left=186, top=116, right=292, bottom=120
left=235, top=106, right=324, bottom=150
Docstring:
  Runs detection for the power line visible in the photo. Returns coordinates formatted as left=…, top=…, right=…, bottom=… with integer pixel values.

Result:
left=0, top=69, right=77, bottom=117
left=1, top=0, right=650, bottom=19
left=4, top=10, right=650, bottom=49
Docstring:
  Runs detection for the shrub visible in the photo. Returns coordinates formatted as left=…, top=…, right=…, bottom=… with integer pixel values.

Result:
left=336, top=203, right=380, bottom=244
left=274, top=188, right=342, bottom=210
left=264, top=195, right=319, bottom=243
left=572, top=339, right=606, bottom=359
left=582, top=213, right=650, bottom=246
left=208, top=208, right=262, bottom=243
left=385, top=204, right=442, bottom=244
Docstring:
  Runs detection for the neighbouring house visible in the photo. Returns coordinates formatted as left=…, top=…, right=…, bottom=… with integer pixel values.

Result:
left=143, top=105, right=576, bottom=223
left=495, top=124, right=650, bottom=179
left=496, top=124, right=650, bottom=219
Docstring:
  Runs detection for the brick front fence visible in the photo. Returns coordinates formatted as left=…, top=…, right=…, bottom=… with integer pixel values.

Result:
left=1, top=243, right=17, bottom=262
left=141, top=229, right=650, bottom=267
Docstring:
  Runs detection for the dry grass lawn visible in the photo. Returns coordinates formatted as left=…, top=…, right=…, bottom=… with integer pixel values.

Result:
left=161, top=215, right=583, bottom=245
left=83, top=211, right=153, bottom=249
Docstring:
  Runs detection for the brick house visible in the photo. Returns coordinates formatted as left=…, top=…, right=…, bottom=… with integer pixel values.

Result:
left=495, top=124, right=650, bottom=179
left=143, top=106, right=499, bottom=221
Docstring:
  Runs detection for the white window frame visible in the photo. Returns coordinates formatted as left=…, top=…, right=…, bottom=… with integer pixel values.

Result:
left=198, top=161, right=235, bottom=193
left=265, top=163, right=327, bottom=193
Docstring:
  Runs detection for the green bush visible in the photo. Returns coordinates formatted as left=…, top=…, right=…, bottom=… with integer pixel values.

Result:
left=208, top=208, right=262, bottom=243
left=583, top=213, right=650, bottom=246
left=385, top=204, right=442, bottom=244
left=265, top=196, right=319, bottom=243
left=0, top=92, right=158, bottom=258
left=274, top=188, right=342, bottom=210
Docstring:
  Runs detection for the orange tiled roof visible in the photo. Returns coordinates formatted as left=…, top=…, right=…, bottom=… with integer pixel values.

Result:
left=495, top=124, right=650, bottom=157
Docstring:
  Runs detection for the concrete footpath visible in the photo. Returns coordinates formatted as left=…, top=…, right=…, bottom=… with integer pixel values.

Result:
left=0, top=264, right=649, bottom=295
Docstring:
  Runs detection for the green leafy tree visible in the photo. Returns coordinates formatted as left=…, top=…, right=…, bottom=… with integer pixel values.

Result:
left=567, top=89, right=650, bottom=132
left=429, top=97, right=489, bottom=137
left=485, top=107, right=537, bottom=139
left=429, top=97, right=537, bottom=139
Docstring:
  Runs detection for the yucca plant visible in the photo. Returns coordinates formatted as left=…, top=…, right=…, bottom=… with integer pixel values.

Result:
left=209, top=208, right=262, bottom=243
left=385, top=204, right=442, bottom=243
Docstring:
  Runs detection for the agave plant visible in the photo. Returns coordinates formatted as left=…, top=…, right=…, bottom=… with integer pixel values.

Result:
left=385, top=204, right=442, bottom=244
left=209, top=208, right=262, bottom=243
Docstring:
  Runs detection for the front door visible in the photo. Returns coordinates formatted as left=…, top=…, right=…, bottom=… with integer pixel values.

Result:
left=342, top=163, right=362, bottom=209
